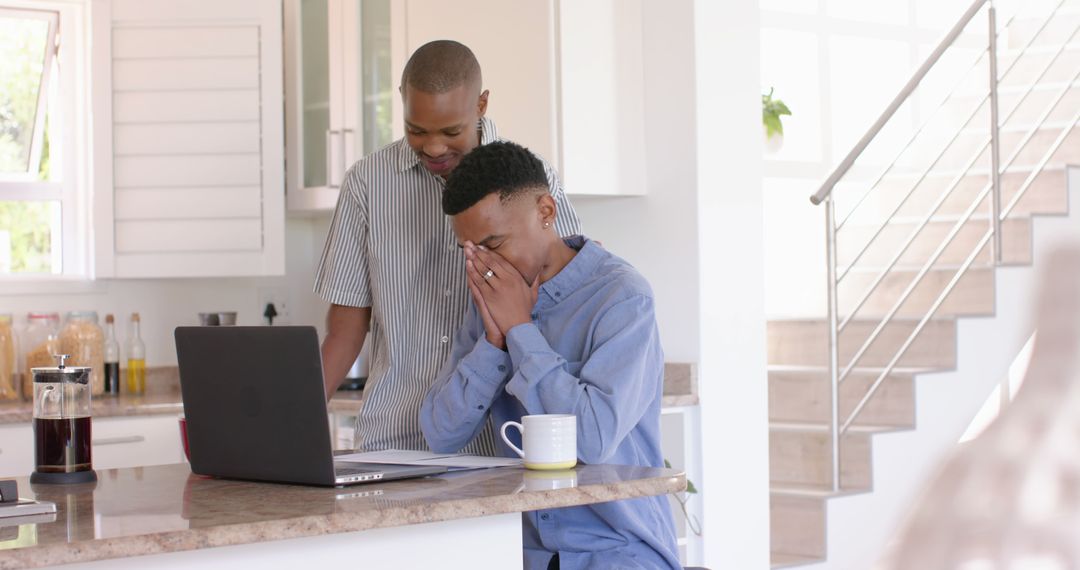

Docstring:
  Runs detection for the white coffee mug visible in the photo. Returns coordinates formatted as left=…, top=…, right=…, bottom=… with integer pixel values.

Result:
left=500, top=414, right=577, bottom=470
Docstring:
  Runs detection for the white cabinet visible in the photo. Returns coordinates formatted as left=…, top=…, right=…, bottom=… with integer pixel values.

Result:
left=284, top=0, right=395, bottom=213
left=394, top=0, right=647, bottom=196
left=92, top=415, right=185, bottom=470
left=91, top=0, right=286, bottom=278
left=0, top=414, right=184, bottom=478
left=0, top=423, right=33, bottom=478
left=284, top=0, right=646, bottom=212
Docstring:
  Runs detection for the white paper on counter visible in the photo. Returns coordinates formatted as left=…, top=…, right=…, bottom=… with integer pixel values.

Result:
left=335, top=449, right=522, bottom=470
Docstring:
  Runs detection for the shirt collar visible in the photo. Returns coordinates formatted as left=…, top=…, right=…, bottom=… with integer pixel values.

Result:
left=395, top=116, right=499, bottom=173
left=539, top=235, right=603, bottom=305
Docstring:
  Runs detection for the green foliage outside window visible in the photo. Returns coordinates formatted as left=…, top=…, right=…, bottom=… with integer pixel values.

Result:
left=0, top=14, right=57, bottom=274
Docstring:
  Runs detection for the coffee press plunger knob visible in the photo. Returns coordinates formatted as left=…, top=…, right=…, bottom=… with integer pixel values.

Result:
left=51, top=354, right=71, bottom=370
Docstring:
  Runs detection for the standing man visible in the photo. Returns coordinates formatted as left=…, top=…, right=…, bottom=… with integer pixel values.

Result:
left=314, top=40, right=581, bottom=454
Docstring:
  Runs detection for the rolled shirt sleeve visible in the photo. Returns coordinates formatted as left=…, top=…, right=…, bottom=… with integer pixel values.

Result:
left=313, top=166, right=372, bottom=308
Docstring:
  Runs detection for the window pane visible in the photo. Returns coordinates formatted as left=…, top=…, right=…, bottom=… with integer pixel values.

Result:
left=0, top=15, right=50, bottom=175
left=0, top=200, right=59, bottom=274
left=301, top=0, right=329, bottom=188
left=361, top=0, right=393, bottom=153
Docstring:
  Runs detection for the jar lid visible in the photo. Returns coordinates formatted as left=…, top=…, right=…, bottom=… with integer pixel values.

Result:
left=27, top=312, right=60, bottom=322
left=30, top=354, right=91, bottom=383
left=0, top=314, right=11, bottom=324
left=65, top=311, right=99, bottom=322
left=31, top=367, right=91, bottom=383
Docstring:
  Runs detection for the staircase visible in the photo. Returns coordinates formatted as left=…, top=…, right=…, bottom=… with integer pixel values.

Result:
left=767, top=0, right=1080, bottom=567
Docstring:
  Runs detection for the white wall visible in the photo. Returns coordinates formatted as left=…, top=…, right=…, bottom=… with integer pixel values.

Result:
left=569, top=0, right=699, bottom=365
left=695, top=0, right=771, bottom=568
left=0, top=217, right=331, bottom=367
left=572, top=3, right=772, bottom=567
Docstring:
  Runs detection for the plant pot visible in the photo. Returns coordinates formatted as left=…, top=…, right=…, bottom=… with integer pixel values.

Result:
left=764, top=126, right=784, bottom=154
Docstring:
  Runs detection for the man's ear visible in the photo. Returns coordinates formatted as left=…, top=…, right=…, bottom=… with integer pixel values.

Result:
left=536, top=193, right=556, bottom=227
left=478, top=89, right=490, bottom=117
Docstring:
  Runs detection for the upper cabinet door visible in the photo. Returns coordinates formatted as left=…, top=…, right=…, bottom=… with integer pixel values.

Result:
left=92, top=0, right=285, bottom=278
left=558, top=0, right=647, bottom=196
left=392, top=0, right=646, bottom=196
left=394, top=0, right=561, bottom=175
left=284, top=0, right=395, bottom=213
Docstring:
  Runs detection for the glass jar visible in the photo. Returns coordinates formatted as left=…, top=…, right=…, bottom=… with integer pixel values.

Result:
left=58, top=312, right=105, bottom=397
left=23, top=313, right=60, bottom=401
left=0, top=314, right=16, bottom=400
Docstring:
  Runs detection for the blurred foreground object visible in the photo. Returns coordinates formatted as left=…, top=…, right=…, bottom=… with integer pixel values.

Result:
left=885, top=245, right=1080, bottom=569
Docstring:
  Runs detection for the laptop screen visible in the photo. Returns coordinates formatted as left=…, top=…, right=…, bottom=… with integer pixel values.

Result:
left=175, top=326, right=338, bottom=485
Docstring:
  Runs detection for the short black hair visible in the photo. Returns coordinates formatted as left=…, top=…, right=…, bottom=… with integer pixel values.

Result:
left=443, top=141, right=548, bottom=215
left=401, top=40, right=482, bottom=94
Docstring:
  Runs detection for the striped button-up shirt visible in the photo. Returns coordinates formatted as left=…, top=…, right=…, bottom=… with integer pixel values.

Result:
left=314, top=117, right=581, bottom=453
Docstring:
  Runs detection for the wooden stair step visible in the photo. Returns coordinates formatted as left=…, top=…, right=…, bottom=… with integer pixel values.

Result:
left=769, top=422, right=903, bottom=490
left=771, top=492, right=826, bottom=561
left=839, top=265, right=996, bottom=319
left=838, top=216, right=1032, bottom=268
left=769, top=367, right=916, bottom=426
left=768, top=318, right=958, bottom=369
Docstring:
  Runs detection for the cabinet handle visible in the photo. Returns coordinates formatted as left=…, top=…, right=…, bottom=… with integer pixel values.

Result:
left=92, top=436, right=145, bottom=446
left=326, top=129, right=341, bottom=189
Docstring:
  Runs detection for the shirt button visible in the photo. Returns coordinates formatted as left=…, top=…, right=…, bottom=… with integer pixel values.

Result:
left=540, top=513, right=550, bottom=521
left=555, top=291, right=561, bottom=297
left=497, top=365, right=506, bottom=372
left=530, top=313, right=538, bottom=320
left=440, top=336, right=449, bottom=343
left=476, top=404, right=484, bottom=410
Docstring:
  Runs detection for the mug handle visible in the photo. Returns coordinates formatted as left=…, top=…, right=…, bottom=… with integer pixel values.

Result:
left=500, top=421, right=525, bottom=458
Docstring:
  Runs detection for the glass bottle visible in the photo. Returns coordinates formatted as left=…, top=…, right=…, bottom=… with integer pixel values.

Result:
left=0, top=314, right=17, bottom=400
left=103, top=314, right=120, bottom=396
left=125, top=313, right=146, bottom=395
left=58, top=311, right=105, bottom=397
left=22, top=312, right=61, bottom=401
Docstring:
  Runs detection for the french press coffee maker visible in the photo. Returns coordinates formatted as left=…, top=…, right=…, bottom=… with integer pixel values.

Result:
left=30, top=354, right=97, bottom=484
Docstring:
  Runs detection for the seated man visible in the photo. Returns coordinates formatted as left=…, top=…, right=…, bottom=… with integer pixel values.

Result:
left=420, top=141, right=680, bottom=570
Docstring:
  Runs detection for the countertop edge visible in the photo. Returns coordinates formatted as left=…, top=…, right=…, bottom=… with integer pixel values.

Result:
left=0, top=469, right=685, bottom=569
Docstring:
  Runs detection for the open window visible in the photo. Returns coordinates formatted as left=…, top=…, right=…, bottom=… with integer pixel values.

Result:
left=0, top=7, right=64, bottom=275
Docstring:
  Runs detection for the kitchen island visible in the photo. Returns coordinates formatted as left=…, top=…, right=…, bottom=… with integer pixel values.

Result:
left=0, top=463, right=684, bottom=569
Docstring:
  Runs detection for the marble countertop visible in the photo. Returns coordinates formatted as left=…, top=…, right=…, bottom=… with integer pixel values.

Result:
left=0, top=363, right=698, bottom=424
left=0, top=463, right=685, bottom=569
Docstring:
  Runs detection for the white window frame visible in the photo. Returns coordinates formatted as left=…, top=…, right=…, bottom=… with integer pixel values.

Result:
left=0, top=0, right=91, bottom=287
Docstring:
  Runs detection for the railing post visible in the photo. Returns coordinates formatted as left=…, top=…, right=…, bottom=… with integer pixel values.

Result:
left=989, top=2, right=1003, bottom=264
left=825, top=197, right=841, bottom=492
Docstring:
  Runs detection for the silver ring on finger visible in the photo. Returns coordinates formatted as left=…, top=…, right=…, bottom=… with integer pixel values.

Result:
left=483, top=269, right=495, bottom=281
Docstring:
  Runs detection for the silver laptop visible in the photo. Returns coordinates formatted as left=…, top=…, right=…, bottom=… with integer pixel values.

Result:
left=175, top=326, right=446, bottom=486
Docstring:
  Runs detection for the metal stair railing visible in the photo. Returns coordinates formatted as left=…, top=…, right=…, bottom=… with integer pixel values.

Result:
left=810, top=0, right=1079, bottom=492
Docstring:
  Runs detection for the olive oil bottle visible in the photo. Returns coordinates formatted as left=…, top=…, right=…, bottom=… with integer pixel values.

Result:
left=125, top=313, right=146, bottom=395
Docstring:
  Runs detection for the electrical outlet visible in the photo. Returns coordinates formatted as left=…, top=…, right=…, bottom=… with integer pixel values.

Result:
left=257, top=287, right=291, bottom=325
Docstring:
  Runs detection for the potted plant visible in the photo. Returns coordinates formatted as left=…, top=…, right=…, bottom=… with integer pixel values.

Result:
left=762, top=87, right=791, bottom=153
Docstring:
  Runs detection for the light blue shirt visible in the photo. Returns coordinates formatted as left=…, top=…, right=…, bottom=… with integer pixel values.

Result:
left=421, top=236, right=680, bottom=570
